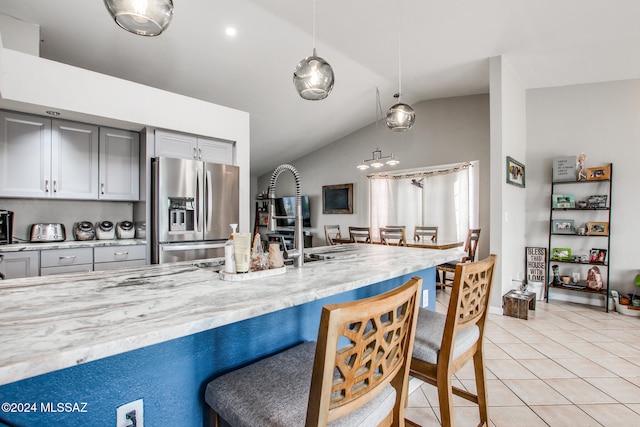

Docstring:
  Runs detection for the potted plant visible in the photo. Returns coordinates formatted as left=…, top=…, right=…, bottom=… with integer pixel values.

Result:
left=632, top=274, right=640, bottom=307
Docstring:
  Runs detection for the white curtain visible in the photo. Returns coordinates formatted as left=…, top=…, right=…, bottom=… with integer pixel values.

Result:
left=370, top=163, right=475, bottom=241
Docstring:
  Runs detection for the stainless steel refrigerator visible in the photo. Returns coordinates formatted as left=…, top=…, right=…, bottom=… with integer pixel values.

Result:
left=151, top=157, right=239, bottom=264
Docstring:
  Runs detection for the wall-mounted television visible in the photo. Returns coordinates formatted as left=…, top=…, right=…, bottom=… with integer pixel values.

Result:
left=275, top=195, right=311, bottom=228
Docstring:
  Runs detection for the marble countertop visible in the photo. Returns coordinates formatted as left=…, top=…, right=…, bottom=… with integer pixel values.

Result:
left=0, top=239, right=147, bottom=253
left=0, top=244, right=463, bottom=386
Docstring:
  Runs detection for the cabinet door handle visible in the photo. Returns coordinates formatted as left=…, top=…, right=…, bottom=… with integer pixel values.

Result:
left=198, top=148, right=202, bottom=159
left=45, top=179, right=49, bottom=192
left=101, top=183, right=105, bottom=194
left=53, top=180, right=57, bottom=193
left=193, top=147, right=197, bottom=159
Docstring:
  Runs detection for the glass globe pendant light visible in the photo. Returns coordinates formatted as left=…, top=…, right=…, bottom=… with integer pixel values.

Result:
left=104, top=0, right=174, bottom=36
left=293, top=0, right=335, bottom=100
left=386, top=0, right=415, bottom=131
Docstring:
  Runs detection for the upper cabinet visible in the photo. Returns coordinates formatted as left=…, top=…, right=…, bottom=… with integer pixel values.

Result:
left=155, top=130, right=234, bottom=165
left=0, top=111, right=139, bottom=201
left=99, top=128, right=140, bottom=201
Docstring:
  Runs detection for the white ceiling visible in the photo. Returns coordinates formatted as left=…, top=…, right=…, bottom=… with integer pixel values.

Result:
left=1, top=0, right=639, bottom=176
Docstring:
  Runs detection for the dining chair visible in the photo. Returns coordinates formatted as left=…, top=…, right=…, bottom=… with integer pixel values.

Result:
left=349, top=226, right=372, bottom=243
left=409, top=254, right=497, bottom=427
left=436, top=228, right=481, bottom=286
left=380, top=227, right=407, bottom=246
left=414, top=226, right=438, bottom=243
left=324, top=224, right=342, bottom=246
left=205, top=277, right=422, bottom=427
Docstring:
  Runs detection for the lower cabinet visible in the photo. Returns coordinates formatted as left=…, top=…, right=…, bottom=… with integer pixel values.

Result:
left=94, top=245, right=146, bottom=271
left=0, top=251, right=40, bottom=280
left=40, top=247, right=93, bottom=276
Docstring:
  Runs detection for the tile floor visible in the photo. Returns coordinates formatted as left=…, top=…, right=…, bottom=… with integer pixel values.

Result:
left=405, top=290, right=640, bottom=426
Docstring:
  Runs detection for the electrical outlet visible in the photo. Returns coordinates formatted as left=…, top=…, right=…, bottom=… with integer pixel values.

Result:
left=422, top=289, right=429, bottom=307
left=117, top=399, right=143, bottom=427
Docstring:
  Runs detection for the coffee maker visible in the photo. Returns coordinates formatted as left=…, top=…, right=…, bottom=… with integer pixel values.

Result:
left=0, top=210, right=14, bottom=245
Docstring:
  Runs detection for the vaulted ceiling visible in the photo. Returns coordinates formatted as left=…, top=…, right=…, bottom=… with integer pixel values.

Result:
left=1, top=1, right=639, bottom=176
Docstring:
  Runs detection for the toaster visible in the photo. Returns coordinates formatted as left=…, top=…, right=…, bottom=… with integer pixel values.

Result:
left=30, top=223, right=66, bottom=242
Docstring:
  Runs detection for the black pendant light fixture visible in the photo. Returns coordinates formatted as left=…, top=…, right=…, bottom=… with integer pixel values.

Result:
left=104, top=0, right=174, bottom=36
left=386, top=0, right=415, bottom=131
left=293, top=0, right=335, bottom=100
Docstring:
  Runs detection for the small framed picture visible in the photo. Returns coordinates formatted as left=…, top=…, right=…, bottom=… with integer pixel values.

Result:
left=586, top=165, right=611, bottom=181
left=506, top=156, right=525, bottom=188
left=552, top=219, right=575, bottom=234
left=589, top=248, right=607, bottom=264
left=322, top=183, right=353, bottom=214
left=587, top=195, right=608, bottom=208
left=552, top=194, right=575, bottom=209
left=552, top=247, right=572, bottom=261
left=587, top=222, right=609, bottom=236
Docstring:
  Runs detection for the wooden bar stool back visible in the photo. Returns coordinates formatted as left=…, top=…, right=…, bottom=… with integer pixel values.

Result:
left=349, top=226, right=372, bottom=243
left=380, top=227, right=407, bottom=246
left=324, top=225, right=342, bottom=245
left=409, top=254, right=497, bottom=427
left=205, top=277, right=422, bottom=427
left=414, top=226, right=438, bottom=243
left=436, top=228, right=481, bottom=286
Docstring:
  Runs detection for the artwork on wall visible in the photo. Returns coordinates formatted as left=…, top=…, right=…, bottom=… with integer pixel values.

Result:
left=506, top=156, right=525, bottom=188
left=322, top=183, right=353, bottom=214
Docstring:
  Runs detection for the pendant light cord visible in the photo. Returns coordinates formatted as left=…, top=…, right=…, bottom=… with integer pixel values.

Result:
left=312, top=0, right=317, bottom=53
left=397, top=0, right=402, bottom=100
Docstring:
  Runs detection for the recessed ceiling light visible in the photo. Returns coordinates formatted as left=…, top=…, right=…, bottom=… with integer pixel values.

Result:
left=225, top=27, right=237, bottom=37
left=46, top=111, right=61, bottom=116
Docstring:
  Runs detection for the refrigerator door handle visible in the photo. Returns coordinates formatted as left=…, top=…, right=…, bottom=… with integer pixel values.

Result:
left=161, top=242, right=225, bottom=251
left=205, top=169, right=213, bottom=232
left=195, top=170, right=202, bottom=233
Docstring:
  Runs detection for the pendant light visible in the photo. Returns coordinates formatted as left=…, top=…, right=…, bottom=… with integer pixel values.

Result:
left=104, top=0, right=174, bottom=36
left=386, top=0, right=415, bottom=131
left=293, top=0, right=335, bottom=100
left=358, top=89, right=399, bottom=170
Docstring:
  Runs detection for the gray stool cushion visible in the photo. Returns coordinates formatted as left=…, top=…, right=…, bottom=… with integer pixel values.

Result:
left=205, top=341, right=397, bottom=427
left=412, top=308, right=480, bottom=364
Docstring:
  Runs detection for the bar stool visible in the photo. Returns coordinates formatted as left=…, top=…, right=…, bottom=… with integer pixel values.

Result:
left=409, top=254, right=497, bottom=427
left=414, top=226, right=438, bottom=243
left=324, top=225, right=342, bottom=245
left=379, top=227, right=406, bottom=246
left=437, top=228, right=481, bottom=286
left=348, top=226, right=371, bottom=243
left=205, top=277, right=422, bottom=427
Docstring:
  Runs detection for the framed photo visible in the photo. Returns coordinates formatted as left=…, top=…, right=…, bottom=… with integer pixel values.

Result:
left=587, top=195, right=608, bottom=208
left=506, top=156, right=525, bottom=188
left=552, top=219, right=575, bottom=234
left=552, top=194, right=575, bottom=209
left=552, top=247, right=572, bottom=261
left=589, top=248, right=607, bottom=264
left=322, top=183, right=353, bottom=214
left=587, top=221, right=609, bottom=236
left=586, top=165, right=611, bottom=181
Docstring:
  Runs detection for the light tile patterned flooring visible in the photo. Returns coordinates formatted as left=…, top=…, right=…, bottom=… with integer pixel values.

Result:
left=405, top=290, right=640, bottom=426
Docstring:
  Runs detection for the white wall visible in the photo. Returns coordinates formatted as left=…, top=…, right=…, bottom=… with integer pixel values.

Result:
left=256, top=94, right=490, bottom=254
left=0, top=14, right=39, bottom=56
left=489, top=56, right=528, bottom=311
left=526, top=79, right=640, bottom=300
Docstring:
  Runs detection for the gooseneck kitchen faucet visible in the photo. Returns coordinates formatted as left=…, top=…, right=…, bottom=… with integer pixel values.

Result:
left=267, top=164, right=304, bottom=267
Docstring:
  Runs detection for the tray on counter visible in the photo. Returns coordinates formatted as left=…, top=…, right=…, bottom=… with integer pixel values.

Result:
left=219, top=266, right=286, bottom=281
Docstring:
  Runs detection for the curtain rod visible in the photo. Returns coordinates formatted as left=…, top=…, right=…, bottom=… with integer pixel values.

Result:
left=367, top=161, right=473, bottom=180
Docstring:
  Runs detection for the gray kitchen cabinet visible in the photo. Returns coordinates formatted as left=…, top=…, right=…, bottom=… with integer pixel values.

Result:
left=0, top=111, right=52, bottom=198
left=93, top=244, right=146, bottom=271
left=40, top=247, right=93, bottom=276
left=155, top=129, right=233, bottom=164
left=99, top=127, right=140, bottom=201
left=0, top=251, right=39, bottom=280
left=52, top=120, right=100, bottom=199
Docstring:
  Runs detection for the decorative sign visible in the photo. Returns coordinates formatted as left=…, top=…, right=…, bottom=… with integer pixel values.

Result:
left=552, top=156, right=577, bottom=182
left=526, top=247, right=547, bottom=284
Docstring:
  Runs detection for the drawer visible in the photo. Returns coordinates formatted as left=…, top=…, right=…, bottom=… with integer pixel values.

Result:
left=40, top=264, right=93, bottom=276
left=94, top=245, right=146, bottom=263
left=40, top=248, right=93, bottom=268
left=93, top=259, right=146, bottom=271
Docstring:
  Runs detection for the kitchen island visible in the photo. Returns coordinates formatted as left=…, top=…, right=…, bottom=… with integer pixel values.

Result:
left=0, top=243, right=463, bottom=427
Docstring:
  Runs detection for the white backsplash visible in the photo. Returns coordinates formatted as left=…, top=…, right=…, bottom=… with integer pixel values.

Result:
left=0, top=199, right=135, bottom=241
